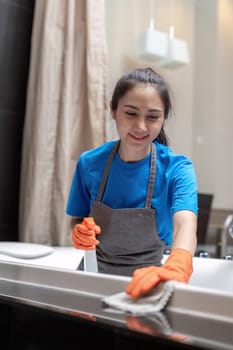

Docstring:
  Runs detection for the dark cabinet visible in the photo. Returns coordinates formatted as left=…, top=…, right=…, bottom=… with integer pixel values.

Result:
left=0, top=0, right=35, bottom=240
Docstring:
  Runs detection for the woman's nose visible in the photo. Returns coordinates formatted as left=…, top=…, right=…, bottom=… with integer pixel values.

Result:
left=135, top=117, right=147, bottom=130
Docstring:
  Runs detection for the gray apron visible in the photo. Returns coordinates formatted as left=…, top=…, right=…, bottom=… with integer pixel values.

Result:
left=89, top=141, right=164, bottom=276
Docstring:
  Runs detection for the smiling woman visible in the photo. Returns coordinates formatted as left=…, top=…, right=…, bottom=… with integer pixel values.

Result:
left=67, top=67, right=198, bottom=300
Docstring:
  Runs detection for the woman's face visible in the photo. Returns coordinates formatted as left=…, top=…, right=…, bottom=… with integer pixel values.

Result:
left=111, top=83, right=165, bottom=161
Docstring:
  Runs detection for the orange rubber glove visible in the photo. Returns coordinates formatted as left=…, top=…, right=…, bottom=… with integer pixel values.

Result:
left=126, top=248, right=193, bottom=299
left=72, top=217, right=101, bottom=250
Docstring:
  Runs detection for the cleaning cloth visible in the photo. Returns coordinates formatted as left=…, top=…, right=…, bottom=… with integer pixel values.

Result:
left=102, top=280, right=180, bottom=315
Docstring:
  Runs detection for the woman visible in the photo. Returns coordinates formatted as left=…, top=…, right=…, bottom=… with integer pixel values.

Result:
left=66, top=67, right=198, bottom=299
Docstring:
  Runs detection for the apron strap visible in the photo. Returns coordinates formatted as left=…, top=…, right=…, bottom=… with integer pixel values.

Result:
left=96, top=141, right=120, bottom=201
left=145, top=143, right=156, bottom=208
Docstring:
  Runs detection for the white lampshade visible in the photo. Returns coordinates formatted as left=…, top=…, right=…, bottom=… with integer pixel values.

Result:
left=136, top=28, right=168, bottom=62
left=159, top=36, right=189, bottom=69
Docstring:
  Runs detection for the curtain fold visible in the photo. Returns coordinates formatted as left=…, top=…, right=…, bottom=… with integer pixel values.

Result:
left=19, top=0, right=108, bottom=245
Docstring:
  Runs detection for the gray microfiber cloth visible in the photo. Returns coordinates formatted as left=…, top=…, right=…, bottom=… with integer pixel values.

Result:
left=102, top=280, right=180, bottom=315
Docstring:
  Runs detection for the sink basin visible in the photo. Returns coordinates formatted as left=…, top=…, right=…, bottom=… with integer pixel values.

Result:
left=190, top=256, right=233, bottom=293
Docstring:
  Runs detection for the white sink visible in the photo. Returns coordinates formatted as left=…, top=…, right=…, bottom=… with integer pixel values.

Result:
left=190, top=256, right=233, bottom=293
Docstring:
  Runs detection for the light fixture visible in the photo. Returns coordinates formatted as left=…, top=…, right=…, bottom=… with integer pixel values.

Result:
left=159, top=25, right=189, bottom=69
left=136, top=17, right=168, bottom=62
left=135, top=0, right=189, bottom=70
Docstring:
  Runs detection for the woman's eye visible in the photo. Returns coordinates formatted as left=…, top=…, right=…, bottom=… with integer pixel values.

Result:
left=126, top=111, right=136, bottom=116
left=148, top=115, right=159, bottom=120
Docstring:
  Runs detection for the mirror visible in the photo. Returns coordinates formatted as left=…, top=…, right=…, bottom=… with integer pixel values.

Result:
left=1, top=0, right=232, bottom=260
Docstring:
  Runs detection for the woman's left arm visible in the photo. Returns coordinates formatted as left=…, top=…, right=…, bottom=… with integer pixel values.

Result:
left=172, top=210, right=197, bottom=255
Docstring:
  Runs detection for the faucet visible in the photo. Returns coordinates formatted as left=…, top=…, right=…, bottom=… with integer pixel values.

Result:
left=217, top=214, right=233, bottom=259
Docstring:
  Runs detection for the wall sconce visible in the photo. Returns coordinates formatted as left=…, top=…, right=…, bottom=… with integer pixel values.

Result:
left=159, top=26, right=189, bottom=69
left=136, top=18, right=168, bottom=62
left=136, top=21, right=189, bottom=69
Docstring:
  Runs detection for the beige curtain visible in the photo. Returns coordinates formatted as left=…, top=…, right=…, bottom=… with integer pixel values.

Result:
left=19, top=0, right=108, bottom=245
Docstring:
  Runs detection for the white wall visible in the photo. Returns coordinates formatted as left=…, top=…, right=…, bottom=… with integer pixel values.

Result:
left=192, top=0, right=218, bottom=196
left=216, top=0, right=233, bottom=207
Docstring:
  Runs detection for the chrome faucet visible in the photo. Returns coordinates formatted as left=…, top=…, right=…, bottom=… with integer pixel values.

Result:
left=217, top=214, right=233, bottom=259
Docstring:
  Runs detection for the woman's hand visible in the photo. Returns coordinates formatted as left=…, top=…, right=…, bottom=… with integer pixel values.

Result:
left=72, top=217, right=101, bottom=250
left=126, top=248, right=193, bottom=299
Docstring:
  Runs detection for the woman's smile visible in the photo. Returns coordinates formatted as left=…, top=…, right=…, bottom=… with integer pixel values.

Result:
left=128, top=133, right=149, bottom=142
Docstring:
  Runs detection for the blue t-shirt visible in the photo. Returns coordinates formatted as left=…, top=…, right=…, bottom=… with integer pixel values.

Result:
left=66, top=140, right=198, bottom=246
